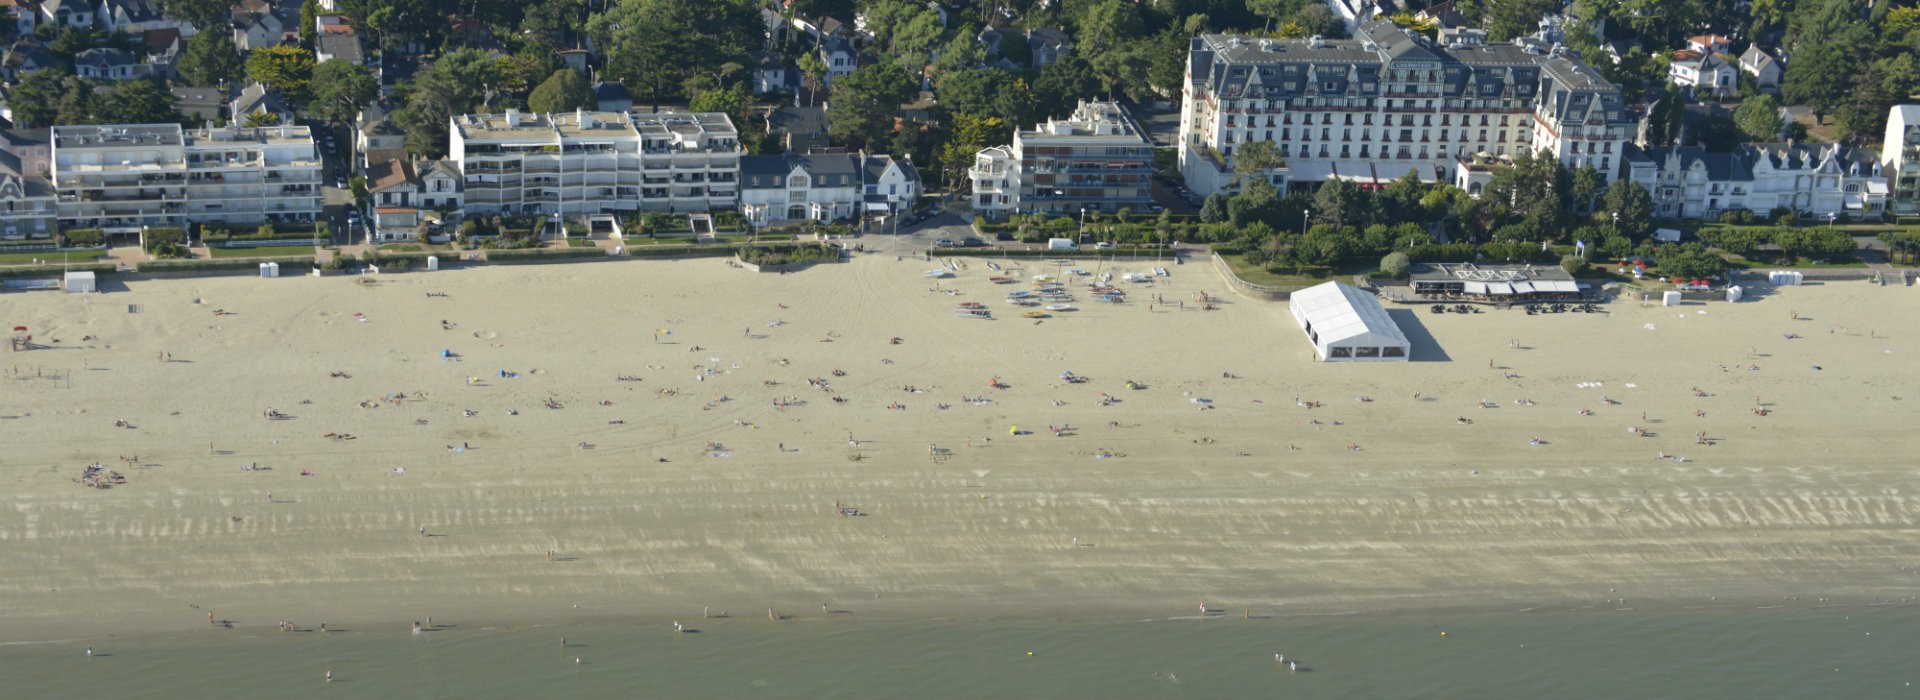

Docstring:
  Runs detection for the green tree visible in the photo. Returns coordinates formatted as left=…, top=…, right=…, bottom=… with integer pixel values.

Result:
left=527, top=68, right=595, bottom=114
left=798, top=52, right=828, bottom=107
left=1377, top=169, right=1429, bottom=224
left=159, top=0, right=230, bottom=29
left=939, top=112, right=1005, bottom=190
left=1146, top=27, right=1189, bottom=97
left=1654, top=242, right=1726, bottom=280
left=96, top=79, right=181, bottom=125
left=309, top=60, right=380, bottom=125
left=1483, top=0, right=1557, bottom=41
left=688, top=88, right=749, bottom=130
left=519, top=0, right=586, bottom=50
left=1313, top=178, right=1369, bottom=230
left=1030, top=53, right=1101, bottom=121
left=934, top=68, right=1029, bottom=127
left=243, top=111, right=282, bottom=127
left=590, top=0, right=760, bottom=111
left=1232, top=140, right=1282, bottom=182
left=827, top=62, right=916, bottom=149
left=7, top=70, right=66, bottom=128
left=996, top=31, right=1032, bottom=66
left=1599, top=180, right=1655, bottom=238
left=1732, top=94, right=1784, bottom=142
left=177, top=26, right=244, bottom=88
left=1198, top=193, right=1228, bottom=223
left=1483, top=150, right=1570, bottom=241
left=1570, top=164, right=1605, bottom=215
left=299, top=0, right=318, bottom=48
left=1380, top=251, right=1412, bottom=277
left=1783, top=0, right=1869, bottom=124
left=245, top=46, right=317, bottom=106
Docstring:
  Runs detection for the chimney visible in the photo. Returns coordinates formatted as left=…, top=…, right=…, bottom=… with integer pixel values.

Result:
left=506, top=108, right=521, bottom=127
left=577, top=108, right=593, bottom=129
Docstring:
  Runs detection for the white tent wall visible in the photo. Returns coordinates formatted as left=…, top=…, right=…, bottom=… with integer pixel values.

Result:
left=1289, top=282, right=1411, bottom=362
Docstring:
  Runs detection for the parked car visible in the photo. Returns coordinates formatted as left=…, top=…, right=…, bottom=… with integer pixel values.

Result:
left=1095, top=241, right=1115, bottom=250
left=961, top=237, right=987, bottom=247
left=994, top=231, right=1014, bottom=241
left=934, top=238, right=956, bottom=247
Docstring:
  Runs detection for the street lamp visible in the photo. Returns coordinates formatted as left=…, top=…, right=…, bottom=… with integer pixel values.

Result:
left=1302, top=210, right=1311, bottom=236
left=1079, top=207, right=1087, bottom=243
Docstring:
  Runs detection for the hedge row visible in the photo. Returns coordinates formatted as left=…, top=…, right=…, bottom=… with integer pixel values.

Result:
left=485, top=247, right=611, bottom=263
left=625, top=245, right=735, bottom=258
left=0, top=262, right=116, bottom=279
left=928, top=247, right=1170, bottom=259
left=139, top=256, right=314, bottom=273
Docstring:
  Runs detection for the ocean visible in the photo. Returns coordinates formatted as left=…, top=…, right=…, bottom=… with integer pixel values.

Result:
left=6, top=604, right=1917, bottom=699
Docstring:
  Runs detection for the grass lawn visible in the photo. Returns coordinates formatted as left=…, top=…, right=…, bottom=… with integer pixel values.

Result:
left=0, top=250, right=103, bottom=265
left=208, top=245, right=316, bottom=259
left=1721, top=254, right=1867, bottom=269
left=378, top=243, right=458, bottom=253
left=1219, top=253, right=1333, bottom=288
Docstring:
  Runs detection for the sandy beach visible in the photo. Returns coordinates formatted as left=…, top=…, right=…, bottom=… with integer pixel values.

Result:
left=3, top=252, right=1918, bottom=641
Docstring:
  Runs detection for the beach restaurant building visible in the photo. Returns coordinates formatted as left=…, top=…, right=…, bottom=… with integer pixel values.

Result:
left=1408, top=262, right=1585, bottom=303
left=1289, top=281, right=1410, bottom=362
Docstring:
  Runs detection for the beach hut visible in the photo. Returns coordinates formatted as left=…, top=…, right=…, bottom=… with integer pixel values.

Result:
left=427, top=256, right=440, bottom=271
left=1662, top=291, right=1682, bottom=306
left=1288, top=281, right=1410, bottom=362
left=63, top=271, right=96, bottom=293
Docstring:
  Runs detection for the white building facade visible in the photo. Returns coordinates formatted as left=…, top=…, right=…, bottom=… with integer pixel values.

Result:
left=1178, top=20, right=1633, bottom=197
left=1625, top=142, right=1886, bottom=221
left=1883, top=105, right=1920, bottom=217
left=49, top=123, right=322, bottom=233
left=968, top=101, right=1153, bottom=219
left=450, top=109, right=741, bottom=217
left=967, top=145, right=1016, bottom=216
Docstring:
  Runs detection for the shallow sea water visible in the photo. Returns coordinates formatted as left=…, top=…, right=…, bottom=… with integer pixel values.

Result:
left=6, top=605, right=1919, bottom=699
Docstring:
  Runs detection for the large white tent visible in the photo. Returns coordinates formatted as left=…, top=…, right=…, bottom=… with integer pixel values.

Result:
left=1289, top=281, right=1410, bottom=362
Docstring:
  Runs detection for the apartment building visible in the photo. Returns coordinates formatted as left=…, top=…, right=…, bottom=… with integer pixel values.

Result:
left=738, top=150, right=920, bottom=225
left=968, top=100, right=1152, bottom=219
left=1884, top=105, right=1920, bottom=217
left=449, top=108, right=740, bottom=217
left=1623, top=142, right=1886, bottom=220
left=0, top=150, right=57, bottom=239
left=49, top=123, right=322, bottom=234
left=968, top=145, right=1016, bottom=216
left=1178, top=19, right=1633, bottom=197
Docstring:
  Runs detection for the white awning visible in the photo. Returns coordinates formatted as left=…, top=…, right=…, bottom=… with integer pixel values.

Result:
left=1510, top=281, right=1535, bottom=294
left=1486, top=282, right=1513, bottom=295
left=1463, top=281, right=1487, bottom=294
left=864, top=202, right=892, bottom=212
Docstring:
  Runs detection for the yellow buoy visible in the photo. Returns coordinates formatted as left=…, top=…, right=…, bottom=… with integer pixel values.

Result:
left=1027, top=651, right=1034, bottom=656
left=1440, top=631, right=1448, bottom=636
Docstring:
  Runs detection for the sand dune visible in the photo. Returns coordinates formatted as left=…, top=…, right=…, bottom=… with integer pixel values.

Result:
left=2, top=253, right=1917, bottom=639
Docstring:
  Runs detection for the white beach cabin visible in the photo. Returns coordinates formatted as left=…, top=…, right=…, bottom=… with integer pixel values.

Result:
left=63, top=270, right=96, bottom=293
left=1289, top=281, right=1410, bottom=362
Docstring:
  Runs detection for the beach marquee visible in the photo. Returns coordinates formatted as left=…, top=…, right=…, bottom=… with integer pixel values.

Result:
left=1289, top=281, right=1409, bottom=362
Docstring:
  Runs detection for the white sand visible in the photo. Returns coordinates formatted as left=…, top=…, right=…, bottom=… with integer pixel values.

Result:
left=2, top=255, right=1918, bottom=639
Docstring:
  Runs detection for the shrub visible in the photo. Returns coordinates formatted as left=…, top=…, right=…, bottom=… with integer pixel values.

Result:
left=1768, top=207, right=1795, bottom=225
left=60, top=229, right=106, bottom=247
left=1379, top=251, right=1411, bottom=278
left=486, top=247, right=607, bottom=263
left=1560, top=253, right=1590, bottom=276
left=738, top=243, right=840, bottom=266
left=258, top=224, right=277, bottom=239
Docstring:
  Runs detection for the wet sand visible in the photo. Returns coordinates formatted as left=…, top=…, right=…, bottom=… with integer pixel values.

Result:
left=2, top=255, right=1917, bottom=640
